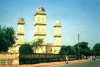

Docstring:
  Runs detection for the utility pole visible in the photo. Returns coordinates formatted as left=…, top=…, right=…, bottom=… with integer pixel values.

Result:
left=78, top=31, right=86, bottom=60
left=78, top=34, right=80, bottom=59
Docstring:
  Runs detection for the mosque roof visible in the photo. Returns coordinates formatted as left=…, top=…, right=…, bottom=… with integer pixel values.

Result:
left=36, top=6, right=45, bottom=12
left=34, top=6, right=47, bottom=16
left=54, top=20, right=62, bottom=27
left=17, top=16, right=25, bottom=24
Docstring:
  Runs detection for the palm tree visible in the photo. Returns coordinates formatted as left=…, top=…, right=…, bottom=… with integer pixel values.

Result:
left=31, top=38, right=43, bottom=53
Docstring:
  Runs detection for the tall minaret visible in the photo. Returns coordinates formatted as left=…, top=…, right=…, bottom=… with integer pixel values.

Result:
left=34, top=6, right=47, bottom=45
left=54, top=20, right=62, bottom=45
left=17, top=16, right=25, bottom=44
left=53, top=20, right=62, bottom=54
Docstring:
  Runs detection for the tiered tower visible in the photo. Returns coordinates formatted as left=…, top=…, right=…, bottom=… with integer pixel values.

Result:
left=54, top=20, right=62, bottom=45
left=34, top=6, right=47, bottom=45
left=17, top=16, right=25, bottom=44
left=53, top=20, right=62, bottom=54
left=34, top=6, right=47, bottom=53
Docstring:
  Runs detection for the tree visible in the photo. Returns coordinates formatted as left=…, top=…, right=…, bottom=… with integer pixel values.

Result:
left=67, top=45, right=77, bottom=55
left=93, top=43, right=100, bottom=56
left=31, top=38, right=43, bottom=53
left=74, top=42, right=91, bottom=58
left=59, top=45, right=77, bottom=55
left=19, top=44, right=33, bottom=54
left=90, top=49, right=94, bottom=56
left=59, top=45, right=67, bottom=54
left=0, top=25, right=16, bottom=52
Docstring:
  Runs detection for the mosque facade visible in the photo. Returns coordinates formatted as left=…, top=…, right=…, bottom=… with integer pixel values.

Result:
left=8, top=6, right=62, bottom=54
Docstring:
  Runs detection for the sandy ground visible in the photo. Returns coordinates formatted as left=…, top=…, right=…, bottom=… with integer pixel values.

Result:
left=0, top=59, right=89, bottom=67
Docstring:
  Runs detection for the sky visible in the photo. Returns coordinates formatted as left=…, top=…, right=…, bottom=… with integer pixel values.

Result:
left=0, top=0, right=100, bottom=48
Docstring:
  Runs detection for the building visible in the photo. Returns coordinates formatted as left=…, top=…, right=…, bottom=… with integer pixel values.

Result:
left=8, top=6, right=62, bottom=54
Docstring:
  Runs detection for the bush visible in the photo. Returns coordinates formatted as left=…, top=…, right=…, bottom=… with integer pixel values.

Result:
left=19, top=44, right=33, bottom=54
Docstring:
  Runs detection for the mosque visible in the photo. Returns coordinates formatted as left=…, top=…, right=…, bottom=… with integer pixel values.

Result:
left=8, top=6, right=62, bottom=54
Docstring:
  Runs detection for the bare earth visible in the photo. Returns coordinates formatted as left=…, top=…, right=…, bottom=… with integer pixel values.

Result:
left=0, top=60, right=89, bottom=67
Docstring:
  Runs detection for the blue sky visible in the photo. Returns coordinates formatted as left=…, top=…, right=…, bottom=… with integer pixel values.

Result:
left=0, top=0, right=100, bottom=48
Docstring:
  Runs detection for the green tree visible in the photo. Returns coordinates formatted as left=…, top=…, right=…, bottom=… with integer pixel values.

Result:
left=19, top=44, right=33, bottom=54
left=0, top=25, right=16, bottom=52
left=90, top=49, right=94, bottom=56
left=59, top=45, right=67, bottom=54
left=93, top=43, right=100, bottom=56
left=31, top=38, right=43, bottom=53
left=74, top=42, right=91, bottom=57
left=59, top=45, right=77, bottom=55
left=67, top=45, right=77, bottom=55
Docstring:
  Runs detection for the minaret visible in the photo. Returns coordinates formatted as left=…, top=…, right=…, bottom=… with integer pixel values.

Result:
left=34, top=6, right=47, bottom=45
left=54, top=20, right=62, bottom=45
left=53, top=20, right=62, bottom=54
left=17, top=16, right=25, bottom=44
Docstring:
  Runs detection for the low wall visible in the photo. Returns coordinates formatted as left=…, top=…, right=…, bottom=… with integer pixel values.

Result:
left=0, top=53, right=19, bottom=64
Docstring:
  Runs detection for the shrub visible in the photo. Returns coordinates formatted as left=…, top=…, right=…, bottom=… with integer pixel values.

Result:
left=19, top=44, right=33, bottom=54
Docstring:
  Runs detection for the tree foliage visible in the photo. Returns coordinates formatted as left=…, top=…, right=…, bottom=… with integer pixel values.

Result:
left=0, top=25, right=16, bottom=52
left=74, top=42, right=91, bottom=57
left=59, top=42, right=91, bottom=58
left=31, top=38, right=43, bottom=53
left=93, top=43, right=100, bottom=56
left=19, top=44, right=33, bottom=54
left=59, top=45, right=77, bottom=55
left=59, top=46, right=67, bottom=54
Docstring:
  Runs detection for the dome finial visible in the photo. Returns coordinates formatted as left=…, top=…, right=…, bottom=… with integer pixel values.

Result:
left=20, top=16, right=22, bottom=18
left=40, top=5, right=42, bottom=7
left=18, top=16, right=24, bottom=22
left=56, top=20, right=60, bottom=24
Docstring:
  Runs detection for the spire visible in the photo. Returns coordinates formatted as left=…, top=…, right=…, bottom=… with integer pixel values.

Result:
left=54, top=20, right=62, bottom=27
left=17, top=16, right=25, bottom=24
left=55, top=20, right=60, bottom=24
left=40, top=5, right=42, bottom=8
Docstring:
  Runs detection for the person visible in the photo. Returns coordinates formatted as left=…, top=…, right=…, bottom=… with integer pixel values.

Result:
left=93, top=56, right=96, bottom=61
left=65, top=56, right=68, bottom=64
left=89, top=56, right=92, bottom=61
left=89, top=56, right=91, bottom=61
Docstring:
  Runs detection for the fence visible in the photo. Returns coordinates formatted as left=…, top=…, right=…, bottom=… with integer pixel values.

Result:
left=19, top=54, right=77, bottom=64
left=0, top=53, right=77, bottom=65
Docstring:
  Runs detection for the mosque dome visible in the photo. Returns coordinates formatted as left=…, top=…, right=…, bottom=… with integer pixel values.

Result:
left=19, top=16, right=24, bottom=22
left=55, top=20, right=60, bottom=24
left=17, top=16, right=25, bottom=24
left=54, top=20, right=62, bottom=27
left=34, top=6, right=47, bottom=16
left=36, top=6, right=45, bottom=12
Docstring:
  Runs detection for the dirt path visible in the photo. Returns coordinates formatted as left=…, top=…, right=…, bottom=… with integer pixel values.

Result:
left=0, top=59, right=89, bottom=67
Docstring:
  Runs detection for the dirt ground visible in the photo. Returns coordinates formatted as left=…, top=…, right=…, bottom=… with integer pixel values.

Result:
left=0, top=59, right=89, bottom=67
